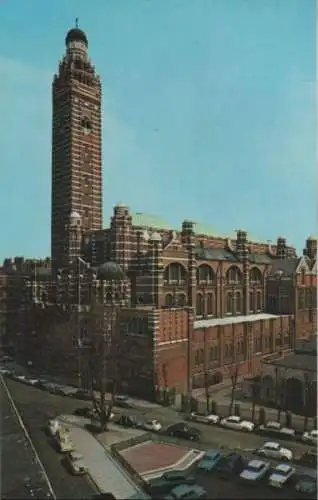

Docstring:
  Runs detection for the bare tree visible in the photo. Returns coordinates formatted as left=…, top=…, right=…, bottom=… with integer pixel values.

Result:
left=227, top=363, right=240, bottom=415
left=204, top=371, right=211, bottom=414
left=88, top=299, right=122, bottom=432
left=303, top=371, right=314, bottom=432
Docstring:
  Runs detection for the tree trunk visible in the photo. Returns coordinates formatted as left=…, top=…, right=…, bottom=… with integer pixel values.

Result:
left=204, top=372, right=210, bottom=413
left=229, top=386, right=235, bottom=415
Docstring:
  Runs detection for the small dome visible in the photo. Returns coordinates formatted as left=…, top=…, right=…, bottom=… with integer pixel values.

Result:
left=115, top=202, right=128, bottom=208
left=151, top=232, right=162, bottom=242
left=97, top=261, right=125, bottom=281
left=65, top=28, right=88, bottom=47
left=70, top=211, right=81, bottom=219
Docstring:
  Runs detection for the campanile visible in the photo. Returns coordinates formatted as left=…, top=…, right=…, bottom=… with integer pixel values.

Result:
left=51, top=25, right=103, bottom=272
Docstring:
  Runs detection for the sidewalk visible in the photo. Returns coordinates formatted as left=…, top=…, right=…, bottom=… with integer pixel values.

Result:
left=56, top=415, right=150, bottom=500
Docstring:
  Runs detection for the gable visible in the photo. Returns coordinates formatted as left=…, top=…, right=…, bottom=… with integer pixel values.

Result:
left=295, top=256, right=310, bottom=274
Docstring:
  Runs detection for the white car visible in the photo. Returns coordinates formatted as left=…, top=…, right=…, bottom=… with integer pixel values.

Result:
left=65, top=452, right=88, bottom=475
left=56, top=435, right=75, bottom=453
left=220, top=415, right=255, bottom=432
left=47, top=419, right=68, bottom=437
left=143, top=419, right=162, bottom=432
left=25, top=378, right=39, bottom=386
left=258, top=441, right=293, bottom=461
left=302, top=430, right=318, bottom=445
left=268, top=463, right=296, bottom=488
left=0, top=368, right=11, bottom=376
left=239, top=459, right=270, bottom=482
left=189, top=412, right=220, bottom=425
left=15, top=375, right=27, bottom=382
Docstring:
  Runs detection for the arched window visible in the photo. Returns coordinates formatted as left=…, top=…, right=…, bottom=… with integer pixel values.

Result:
left=249, top=290, right=255, bottom=313
left=165, top=294, right=173, bottom=307
left=226, top=293, right=233, bottom=314
left=235, top=291, right=242, bottom=314
left=197, top=265, right=215, bottom=284
left=178, top=294, right=187, bottom=306
left=256, top=291, right=262, bottom=311
left=249, top=267, right=262, bottom=285
left=164, top=263, right=187, bottom=284
left=298, top=289, right=305, bottom=310
left=207, top=293, right=214, bottom=315
left=196, top=294, right=204, bottom=316
left=226, top=266, right=242, bottom=284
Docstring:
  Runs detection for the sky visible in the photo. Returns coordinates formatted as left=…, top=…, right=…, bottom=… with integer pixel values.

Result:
left=0, top=0, right=316, bottom=260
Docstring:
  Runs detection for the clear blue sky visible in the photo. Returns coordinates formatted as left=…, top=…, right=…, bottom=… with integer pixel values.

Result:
left=0, top=0, right=315, bottom=260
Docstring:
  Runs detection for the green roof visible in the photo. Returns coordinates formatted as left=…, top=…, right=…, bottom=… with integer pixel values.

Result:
left=194, top=222, right=222, bottom=237
left=131, top=212, right=173, bottom=230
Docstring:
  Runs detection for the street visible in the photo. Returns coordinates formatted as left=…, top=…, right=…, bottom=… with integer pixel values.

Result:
left=4, top=376, right=316, bottom=500
left=4, top=378, right=98, bottom=500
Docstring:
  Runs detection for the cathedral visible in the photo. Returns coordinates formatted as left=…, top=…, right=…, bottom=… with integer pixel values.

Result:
left=0, top=26, right=316, bottom=400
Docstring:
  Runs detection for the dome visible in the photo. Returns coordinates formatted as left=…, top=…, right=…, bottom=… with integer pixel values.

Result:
left=151, top=232, right=162, bottom=242
left=97, top=261, right=125, bottom=281
left=70, top=210, right=81, bottom=219
left=65, top=28, right=88, bottom=47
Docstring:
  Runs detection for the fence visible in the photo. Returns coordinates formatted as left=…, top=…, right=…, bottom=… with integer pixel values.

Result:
left=110, top=433, right=152, bottom=493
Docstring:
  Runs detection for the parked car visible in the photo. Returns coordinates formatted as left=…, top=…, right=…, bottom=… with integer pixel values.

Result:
left=295, top=475, right=317, bottom=498
left=196, top=449, right=222, bottom=472
left=188, top=412, right=220, bottom=425
left=149, top=470, right=196, bottom=495
left=72, top=389, right=92, bottom=401
left=166, top=423, right=201, bottom=441
left=239, top=459, right=270, bottom=483
left=55, top=431, right=75, bottom=453
left=114, top=395, right=133, bottom=408
left=46, top=419, right=66, bottom=437
left=297, top=448, right=317, bottom=468
left=116, top=415, right=142, bottom=428
left=0, top=368, right=11, bottom=376
left=302, top=430, right=318, bottom=445
left=74, top=407, right=95, bottom=418
left=257, top=441, right=293, bottom=461
left=64, top=452, right=88, bottom=475
left=143, top=419, right=162, bottom=432
left=268, top=463, right=296, bottom=488
left=257, top=421, right=295, bottom=439
left=220, top=415, right=255, bottom=432
left=164, top=484, right=208, bottom=500
left=24, top=378, right=40, bottom=386
left=215, top=452, right=246, bottom=478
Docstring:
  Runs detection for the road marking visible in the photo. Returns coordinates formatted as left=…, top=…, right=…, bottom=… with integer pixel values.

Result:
left=1, top=375, right=56, bottom=499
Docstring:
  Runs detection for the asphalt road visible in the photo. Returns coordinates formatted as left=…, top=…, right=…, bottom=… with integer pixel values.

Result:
left=1, top=376, right=53, bottom=499
left=129, top=405, right=312, bottom=460
left=4, top=378, right=98, bottom=500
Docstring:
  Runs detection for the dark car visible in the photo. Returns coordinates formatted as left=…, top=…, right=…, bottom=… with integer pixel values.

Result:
left=297, top=448, right=317, bottom=468
left=257, top=420, right=295, bottom=440
left=73, top=407, right=95, bottom=418
left=295, top=475, right=317, bottom=498
left=215, top=452, right=246, bottom=478
left=72, top=389, right=92, bottom=401
left=116, top=415, right=143, bottom=428
left=149, top=470, right=196, bottom=495
left=166, top=422, right=201, bottom=441
left=114, top=395, right=133, bottom=409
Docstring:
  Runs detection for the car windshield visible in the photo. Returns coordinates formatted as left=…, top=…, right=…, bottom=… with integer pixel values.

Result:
left=248, top=464, right=263, bottom=473
left=276, top=467, right=290, bottom=476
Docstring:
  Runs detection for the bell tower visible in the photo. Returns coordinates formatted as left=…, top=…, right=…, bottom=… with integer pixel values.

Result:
left=51, top=23, right=103, bottom=272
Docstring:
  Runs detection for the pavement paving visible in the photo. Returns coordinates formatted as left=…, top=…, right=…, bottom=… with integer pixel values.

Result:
left=54, top=415, right=149, bottom=500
